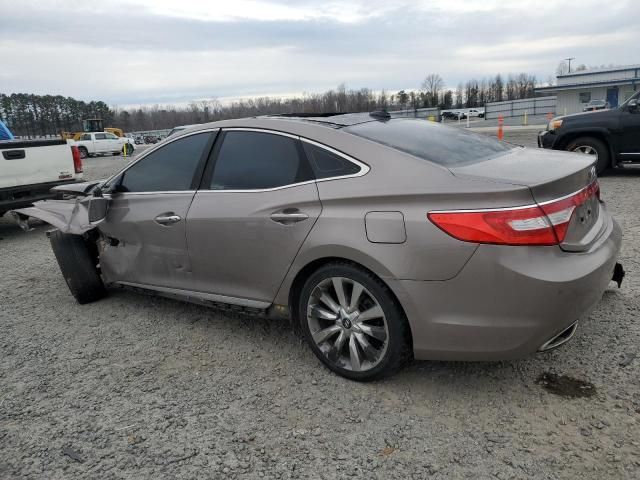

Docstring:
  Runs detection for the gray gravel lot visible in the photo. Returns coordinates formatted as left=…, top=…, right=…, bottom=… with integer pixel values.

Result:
left=1, top=139, right=639, bottom=479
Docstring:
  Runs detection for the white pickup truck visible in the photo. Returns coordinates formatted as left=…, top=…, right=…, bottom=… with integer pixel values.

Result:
left=0, top=139, right=83, bottom=217
left=72, top=132, right=134, bottom=159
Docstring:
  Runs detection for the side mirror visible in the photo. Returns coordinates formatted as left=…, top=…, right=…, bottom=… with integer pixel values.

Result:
left=88, top=197, right=110, bottom=222
left=627, top=99, right=639, bottom=112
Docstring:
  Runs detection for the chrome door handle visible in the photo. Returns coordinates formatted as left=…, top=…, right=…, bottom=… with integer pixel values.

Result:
left=155, top=214, right=182, bottom=225
left=270, top=211, right=309, bottom=224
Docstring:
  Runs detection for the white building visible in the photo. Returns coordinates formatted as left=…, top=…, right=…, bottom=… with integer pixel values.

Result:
left=537, top=65, right=639, bottom=115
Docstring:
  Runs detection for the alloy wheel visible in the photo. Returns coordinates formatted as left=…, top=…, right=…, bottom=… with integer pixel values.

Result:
left=572, top=145, right=598, bottom=160
left=306, top=277, right=389, bottom=372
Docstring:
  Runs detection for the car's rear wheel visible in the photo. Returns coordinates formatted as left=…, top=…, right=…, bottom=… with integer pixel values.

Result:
left=298, top=262, right=412, bottom=381
left=78, top=146, right=88, bottom=159
left=49, top=230, right=107, bottom=304
left=567, top=136, right=610, bottom=175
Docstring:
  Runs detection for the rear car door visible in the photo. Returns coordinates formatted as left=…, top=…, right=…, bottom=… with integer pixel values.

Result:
left=186, top=129, right=321, bottom=304
left=98, top=130, right=216, bottom=289
left=104, top=132, right=120, bottom=152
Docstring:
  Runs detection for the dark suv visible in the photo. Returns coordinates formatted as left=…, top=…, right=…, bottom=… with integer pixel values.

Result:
left=538, top=91, right=640, bottom=173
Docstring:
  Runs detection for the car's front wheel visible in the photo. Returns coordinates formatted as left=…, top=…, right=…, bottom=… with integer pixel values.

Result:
left=49, top=230, right=107, bottom=304
left=566, top=136, right=610, bottom=174
left=298, top=262, right=412, bottom=381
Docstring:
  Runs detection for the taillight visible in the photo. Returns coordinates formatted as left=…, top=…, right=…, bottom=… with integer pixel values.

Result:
left=428, top=181, right=600, bottom=246
left=71, top=145, right=83, bottom=173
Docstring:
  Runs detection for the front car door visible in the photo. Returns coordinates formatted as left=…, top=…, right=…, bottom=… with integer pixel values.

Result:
left=186, top=129, right=322, bottom=305
left=104, top=132, right=120, bottom=152
left=619, top=92, right=640, bottom=157
left=93, top=133, right=110, bottom=153
left=98, top=130, right=216, bottom=289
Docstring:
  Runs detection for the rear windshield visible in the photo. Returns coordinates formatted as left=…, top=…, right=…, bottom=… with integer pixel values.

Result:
left=345, top=119, right=516, bottom=166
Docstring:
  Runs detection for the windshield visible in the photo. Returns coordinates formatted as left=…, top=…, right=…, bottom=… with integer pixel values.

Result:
left=345, top=119, right=516, bottom=166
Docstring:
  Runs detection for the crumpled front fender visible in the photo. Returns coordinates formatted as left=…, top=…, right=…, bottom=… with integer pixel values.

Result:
left=11, top=195, right=108, bottom=234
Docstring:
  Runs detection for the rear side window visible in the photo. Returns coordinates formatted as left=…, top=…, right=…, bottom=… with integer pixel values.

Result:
left=95, top=133, right=106, bottom=140
left=302, top=142, right=360, bottom=179
left=345, top=119, right=515, bottom=166
left=119, top=132, right=211, bottom=192
left=210, top=131, right=313, bottom=190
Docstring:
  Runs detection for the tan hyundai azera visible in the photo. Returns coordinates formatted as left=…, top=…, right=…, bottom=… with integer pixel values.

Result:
left=15, top=112, right=623, bottom=380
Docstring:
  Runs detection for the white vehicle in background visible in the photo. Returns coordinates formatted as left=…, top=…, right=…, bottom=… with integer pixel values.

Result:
left=466, top=108, right=485, bottom=118
left=0, top=139, right=83, bottom=217
left=71, top=132, right=134, bottom=159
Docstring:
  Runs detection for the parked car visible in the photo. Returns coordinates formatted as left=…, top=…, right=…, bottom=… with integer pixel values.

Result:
left=14, top=114, right=623, bottom=380
left=0, top=139, right=83, bottom=218
left=71, top=132, right=134, bottom=159
left=467, top=108, right=485, bottom=118
left=583, top=99, right=609, bottom=112
left=144, top=136, right=159, bottom=144
left=134, top=136, right=144, bottom=145
left=538, top=90, right=640, bottom=173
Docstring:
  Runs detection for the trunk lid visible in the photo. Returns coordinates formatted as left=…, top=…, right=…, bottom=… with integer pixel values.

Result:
left=450, top=147, right=603, bottom=252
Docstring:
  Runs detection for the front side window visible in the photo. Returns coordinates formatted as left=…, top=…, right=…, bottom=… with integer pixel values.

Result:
left=302, top=142, right=360, bottom=179
left=95, top=133, right=107, bottom=140
left=210, top=131, right=313, bottom=190
left=118, top=132, right=211, bottom=192
left=105, top=133, right=118, bottom=139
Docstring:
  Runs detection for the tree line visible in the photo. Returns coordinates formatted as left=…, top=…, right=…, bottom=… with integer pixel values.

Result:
left=1, top=72, right=537, bottom=137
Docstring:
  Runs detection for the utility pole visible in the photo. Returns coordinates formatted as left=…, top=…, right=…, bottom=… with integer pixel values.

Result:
left=564, top=57, right=575, bottom=74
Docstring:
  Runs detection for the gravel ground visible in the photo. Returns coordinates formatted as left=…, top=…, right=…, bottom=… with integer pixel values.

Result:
left=1, top=140, right=639, bottom=479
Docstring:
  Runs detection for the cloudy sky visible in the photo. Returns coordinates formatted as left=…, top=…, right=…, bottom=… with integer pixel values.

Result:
left=1, top=0, right=638, bottom=107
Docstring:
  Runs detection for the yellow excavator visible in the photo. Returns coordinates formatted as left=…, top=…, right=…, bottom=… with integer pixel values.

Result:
left=61, top=119, right=125, bottom=140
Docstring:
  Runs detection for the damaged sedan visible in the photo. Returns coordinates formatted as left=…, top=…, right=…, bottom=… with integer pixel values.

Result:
left=14, top=113, right=624, bottom=381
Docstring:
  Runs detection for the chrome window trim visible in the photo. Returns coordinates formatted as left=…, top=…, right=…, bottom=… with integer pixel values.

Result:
left=198, top=128, right=370, bottom=193
left=105, top=191, right=196, bottom=197
left=102, top=128, right=221, bottom=188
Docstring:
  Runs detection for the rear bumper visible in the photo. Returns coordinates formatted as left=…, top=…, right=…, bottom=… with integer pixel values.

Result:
left=0, top=179, right=81, bottom=213
left=390, top=216, right=622, bottom=361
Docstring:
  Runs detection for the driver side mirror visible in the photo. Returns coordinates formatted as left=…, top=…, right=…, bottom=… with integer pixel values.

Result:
left=627, top=99, right=639, bottom=112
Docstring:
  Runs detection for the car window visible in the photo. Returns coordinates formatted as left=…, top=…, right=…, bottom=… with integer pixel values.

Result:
left=345, top=119, right=516, bottom=166
left=118, top=132, right=211, bottom=192
left=210, top=131, right=313, bottom=190
left=81, top=134, right=91, bottom=141
left=105, top=133, right=117, bottom=139
left=302, top=142, right=360, bottom=179
left=95, top=133, right=107, bottom=140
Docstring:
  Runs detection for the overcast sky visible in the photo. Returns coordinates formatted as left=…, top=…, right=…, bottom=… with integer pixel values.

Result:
left=1, top=0, right=638, bottom=107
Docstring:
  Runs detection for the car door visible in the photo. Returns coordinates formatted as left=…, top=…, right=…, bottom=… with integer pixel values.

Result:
left=98, top=130, right=216, bottom=289
left=104, top=132, right=120, bottom=152
left=93, top=133, right=110, bottom=153
left=186, top=129, right=322, bottom=304
left=619, top=98, right=640, bottom=156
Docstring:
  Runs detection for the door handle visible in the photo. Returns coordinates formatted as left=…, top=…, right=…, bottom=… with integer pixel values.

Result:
left=155, top=214, right=182, bottom=226
left=270, top=211, right=309, bottom=224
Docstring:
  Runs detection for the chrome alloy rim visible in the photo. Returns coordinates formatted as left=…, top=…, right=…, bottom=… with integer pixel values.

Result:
left=307, top=277, right=389, bottom=372
left=572, top=145, right=598, bottom=160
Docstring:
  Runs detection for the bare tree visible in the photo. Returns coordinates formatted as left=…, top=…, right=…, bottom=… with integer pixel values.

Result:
left=421, top=74, right=444, bottom=107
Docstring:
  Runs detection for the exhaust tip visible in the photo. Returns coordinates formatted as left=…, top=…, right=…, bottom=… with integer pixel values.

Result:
left=539, top=321, right=578, bottom=352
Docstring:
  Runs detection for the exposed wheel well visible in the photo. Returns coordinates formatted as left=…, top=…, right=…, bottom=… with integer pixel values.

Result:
left=287, top=257, right=412, bottom=345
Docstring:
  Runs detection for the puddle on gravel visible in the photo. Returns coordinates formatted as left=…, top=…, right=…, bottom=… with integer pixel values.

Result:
left=537, top=372, right=596, bottom=398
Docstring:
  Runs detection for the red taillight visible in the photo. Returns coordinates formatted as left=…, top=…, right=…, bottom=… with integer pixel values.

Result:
left=71, top=145, right=83, bottom=174
left=428, top=181, right=600, bottom=246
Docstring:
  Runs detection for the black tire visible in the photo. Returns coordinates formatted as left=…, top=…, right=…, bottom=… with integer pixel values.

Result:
left=49, top=230, right=107, bottom=304
left=566, top=136, right=610, bottom=175
left=297, top=262, right=412, bottom=381
left=122, top=143, right=134, bottom=155
left=78, top=147, right=88, bottom=159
